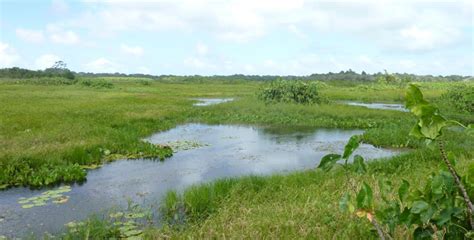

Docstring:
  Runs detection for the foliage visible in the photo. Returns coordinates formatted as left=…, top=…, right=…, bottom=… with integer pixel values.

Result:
left=440, top=85, right=474, bottom=113
left=0, top=77, right=472, bottom=238
left=0, top=65, right=75, bottom=80
left=316, top=84, right=474, bottom=239
left=258, top=79, right=323, bottom=104
left=18, top=185, right=71, bottom=208
left=376, top=70, right=412, bottom=87
left=63, top=200, right=153, bottom=239
left=78, top=78, right=114, bottom=88
left=319, top=136, right=473, bottom=239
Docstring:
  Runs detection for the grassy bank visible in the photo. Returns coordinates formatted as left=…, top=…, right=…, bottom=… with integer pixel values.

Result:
left=0, top=78, right=258, bottom=188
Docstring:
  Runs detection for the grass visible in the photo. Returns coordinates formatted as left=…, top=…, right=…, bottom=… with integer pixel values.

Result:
left=0, top=78, right=258, bottom=187
left=1, top=77, right=473, bottom=238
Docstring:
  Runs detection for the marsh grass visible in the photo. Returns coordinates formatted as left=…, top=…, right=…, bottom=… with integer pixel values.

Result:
left=1, top=77, right=473, bottom=238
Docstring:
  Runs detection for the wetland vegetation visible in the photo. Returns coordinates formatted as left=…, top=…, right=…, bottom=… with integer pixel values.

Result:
left=0, top=73, right=472, bottom=239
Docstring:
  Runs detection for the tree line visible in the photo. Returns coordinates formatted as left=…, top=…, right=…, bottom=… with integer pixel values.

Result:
left=0, top=66, right=471, bottom=82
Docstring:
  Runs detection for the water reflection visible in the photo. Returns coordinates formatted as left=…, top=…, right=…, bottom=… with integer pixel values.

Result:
left=0, top=123, right=400, bottom=237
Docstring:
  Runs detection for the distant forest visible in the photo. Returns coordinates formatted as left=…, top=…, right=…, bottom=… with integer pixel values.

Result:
left=0, top=67, right=471, bottom=82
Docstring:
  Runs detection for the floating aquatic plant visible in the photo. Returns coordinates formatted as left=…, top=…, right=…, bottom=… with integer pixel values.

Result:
left=18, top=185, right=71, bottom=209
left=162, top=140, right=209, bottom=152
left=65, top=202, right=150, bottom=239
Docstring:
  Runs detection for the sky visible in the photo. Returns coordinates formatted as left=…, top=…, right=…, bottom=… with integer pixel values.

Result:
left=0, top=0, right=473, bottom=76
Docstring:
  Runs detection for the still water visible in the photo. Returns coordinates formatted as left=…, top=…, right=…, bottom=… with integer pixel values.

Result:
left=0, top=124, right=400, bottom=237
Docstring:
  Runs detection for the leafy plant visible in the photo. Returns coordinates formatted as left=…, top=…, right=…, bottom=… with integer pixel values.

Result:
left=406, top=84, right=474, bottom=229
left=318, top=84, right=473, bottom=239
left=440, top=85, right=474, bottom=113
left=258, top=79, right=323, bottom=104
left=317, top=135, right=387, bottom=239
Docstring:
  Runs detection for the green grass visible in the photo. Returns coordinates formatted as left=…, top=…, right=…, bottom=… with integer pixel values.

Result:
left=1, top=77, right=473, bottom=238
left=0, top=78, right=258, bottom=187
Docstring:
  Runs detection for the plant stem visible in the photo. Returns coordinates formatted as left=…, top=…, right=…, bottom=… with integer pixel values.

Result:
left=371, top=217, right=386, bottom=240
left=438, top=140, right=474, bottom=229
left=343, top=164, right=386, bottom=240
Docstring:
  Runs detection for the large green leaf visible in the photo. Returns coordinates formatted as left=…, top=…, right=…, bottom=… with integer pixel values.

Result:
left=317, top=154, right=341, bottom=172
left=356, top=182, right=373, bottom=209
left=406, top=84, right=427, bottom=110
left=398, top=179, right=410, bottom=203
left=405, top=84, right=448, bottom=140
left=343, top=135, right=360, bottom=159
left=353, top=155, right=366, bottom=175
left=409, top=124, right=424, bottom=138
left=411, top=200, right=429, bottom=214
left=419, top=113, right=447, bottom=140
left=430, top=174, right=445, bottom=196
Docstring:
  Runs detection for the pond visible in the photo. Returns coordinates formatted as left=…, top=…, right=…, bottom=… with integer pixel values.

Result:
left=192, top=98, right=234, bottom=106
left=0, top=124, right=401, bottom=237
left=342, top=101, right=408, bottom=112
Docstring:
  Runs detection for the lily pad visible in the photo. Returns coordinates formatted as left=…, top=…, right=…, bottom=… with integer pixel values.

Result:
left=18, top=185, right=72, bottom=209
left=122, top=229, right=142, bottom=237
left=110, top=212, right=124, bottom=218
left=52, top=196, right=69, bottom=204
left=125, top=212, right=145, bottom=219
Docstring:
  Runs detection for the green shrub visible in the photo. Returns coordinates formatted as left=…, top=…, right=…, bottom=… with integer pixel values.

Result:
left=258, top=79, right=323, bottom=104
left=79, top=79, right=114, bottom=89
left=13, top=77, right=77, bottom=85
left=441, top=85, right=474, bottom=113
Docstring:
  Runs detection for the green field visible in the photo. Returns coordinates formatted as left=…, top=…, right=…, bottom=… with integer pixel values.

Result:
left=1, top=77, right=473, bottom=239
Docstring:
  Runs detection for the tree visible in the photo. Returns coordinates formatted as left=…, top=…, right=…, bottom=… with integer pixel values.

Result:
left=44, top=61, right=75, bottom=80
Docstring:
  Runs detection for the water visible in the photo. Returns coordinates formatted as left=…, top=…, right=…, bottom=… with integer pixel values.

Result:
left=343, top=101, right=408, bottom=112
left=192, top=98, right=234, bottom=106
left=0, top=124, right=400, bottom=237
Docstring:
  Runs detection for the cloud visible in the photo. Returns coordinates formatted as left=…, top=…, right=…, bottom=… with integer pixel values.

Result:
left=16, top=28, right=45, bottom=43
left=120, top=44, right=144, bottom=56
left=287, top=24, right=307, bottom=39
left=195, top=43, right=208, bottom=56
left=51, top=0, right=69, bottom=14
left=48, top=25, right=80, bottom=45
left=84, top=57, right=118, bottom=72
left=35, top=54, right=61, bottom=70
left=71, top=0, right=470, bottom=48
left=0, top=42, right=20, bottom=67
left=137, top=66, right=151, bottom=74
left=183, top=57, right=216, bottom=69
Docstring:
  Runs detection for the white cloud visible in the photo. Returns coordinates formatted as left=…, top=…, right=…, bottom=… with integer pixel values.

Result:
left=0, top=42, right=20, bottom=67
left=137, top=66, right=151, bottom=74
left=35, top=54, right=61, bottom=70
left=49, top=28, right=80, bottom=45
left=398, top=25, right=460, bottom=51
left=16, top=28, right=45, bottom=43
left=84, top=57, right=118, bottom=72
left=288, top=24, right=307, bottom=39
left=184, top=57, right=216, bottom=69
left=72, top=0, right=469, bottom=48
left=51, top=0, right=69, bottom=14
left=120, top=44, right=144, bottom=56
left=196, top=43, right=208, bottom=56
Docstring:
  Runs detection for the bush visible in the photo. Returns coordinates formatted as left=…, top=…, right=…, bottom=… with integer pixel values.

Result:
left=441, top=85, right=474, bottom=113
left=79, top=79, right=114, bottom=89
left=258, top=79, right=323, bottom=104
left=13, top=77, right=77, bottom=85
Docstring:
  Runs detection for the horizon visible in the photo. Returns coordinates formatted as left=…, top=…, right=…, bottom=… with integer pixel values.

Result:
left=1, top=0, right=473, bottom=76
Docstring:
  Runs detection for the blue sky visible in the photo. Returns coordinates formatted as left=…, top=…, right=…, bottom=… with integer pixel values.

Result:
left=0, top=0, right=472, bottom=75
